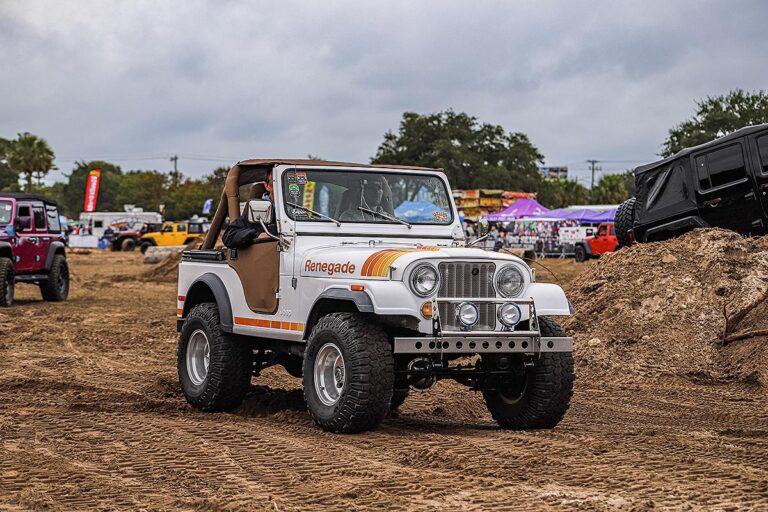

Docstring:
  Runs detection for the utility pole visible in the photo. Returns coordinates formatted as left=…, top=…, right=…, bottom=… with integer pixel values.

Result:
left=169, top=154, right=181, bottom=187
left=586, top=159, right=601, bottom=189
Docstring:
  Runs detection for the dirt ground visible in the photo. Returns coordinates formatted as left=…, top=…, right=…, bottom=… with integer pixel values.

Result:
left=1, top=248, right=767, bottom=511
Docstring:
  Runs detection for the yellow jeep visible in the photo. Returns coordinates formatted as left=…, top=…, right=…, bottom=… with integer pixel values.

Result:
left=139, top=222, right=207, bottom=253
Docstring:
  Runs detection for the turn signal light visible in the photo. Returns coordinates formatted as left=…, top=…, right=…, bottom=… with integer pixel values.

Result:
left=351, top=284, right=365, bottom=291
left=421, top=301, right=433, bottom=319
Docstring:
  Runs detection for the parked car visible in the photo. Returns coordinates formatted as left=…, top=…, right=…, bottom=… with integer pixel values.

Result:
left=573, top=223, right=617, bottom=262
left=616, top=124, right=768, bottom=246
left=176, top=159, right=575, bottom=433
left=139, top=221, right=207, bottom=253
left=0, top=193, right=70, bottom=307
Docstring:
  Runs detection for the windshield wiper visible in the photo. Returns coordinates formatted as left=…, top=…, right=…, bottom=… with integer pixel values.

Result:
left=358, top=207, right=412, bottom=228
left=286, top=202, right=341, bottom=226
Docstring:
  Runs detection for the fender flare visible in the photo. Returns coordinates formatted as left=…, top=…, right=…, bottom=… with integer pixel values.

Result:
left=313, top=287, right=374, bottom=313
left=44, top=241, right=66, bottom=270
left=0, top=241, right=13, bottom=260
left=182, top=273, right=234, bottom=333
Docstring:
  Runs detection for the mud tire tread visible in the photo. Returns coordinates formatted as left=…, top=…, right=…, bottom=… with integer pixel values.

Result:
left=303, top=312, right=394, bottom=433
left=40, top=254, right=69, bottom=302
left=615, top=197, right=636, bottom=248
left=178, top=303, right=251, bottom=412
left=0, top=257, right=14, bottom=307
left=483, top=317, right=574, bottom=429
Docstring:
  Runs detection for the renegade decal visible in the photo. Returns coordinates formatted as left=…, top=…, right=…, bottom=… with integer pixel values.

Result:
left=304, top=259, right=356, bottom=276
left=361, top=247, right=440, bottom=277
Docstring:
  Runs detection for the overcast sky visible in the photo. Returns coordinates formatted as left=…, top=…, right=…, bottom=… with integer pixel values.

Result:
left=2, top=0, right=767, bottom=187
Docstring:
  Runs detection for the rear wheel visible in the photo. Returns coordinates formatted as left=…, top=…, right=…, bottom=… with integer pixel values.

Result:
left=178, top=303, right=252, bottom=411
left=121, top=238, right=136, bottom=251
left=40, top=254, right=69, bottom=302
left=0, top=257, right=14, bottom=307
left=140, top=241, right=153, bottom=254
left=574, top=245, right=588, bottom=263
left=303, top=312, right=394, bottom=433
left=483, top=317, right=574, bottom=429
left=615, top=197, right=636, bottom=248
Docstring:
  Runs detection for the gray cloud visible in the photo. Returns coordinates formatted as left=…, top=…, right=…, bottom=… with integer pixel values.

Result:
left=2, top=0, right=768, bottom=187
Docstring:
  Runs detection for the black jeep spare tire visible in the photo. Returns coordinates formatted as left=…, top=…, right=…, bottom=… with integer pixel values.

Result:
left=178, top=303, right=252, bottom=411
left=303, top=312, right=394, bottom=433
left=40, top=254, right=69, bottom=302
left=615, top=197, right=636, bottom=248
left=482, top=317, right=574, bottom=429
left=0, top=257, right=14, bottom=307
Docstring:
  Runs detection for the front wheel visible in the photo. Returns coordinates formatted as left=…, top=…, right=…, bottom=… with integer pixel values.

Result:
left=482, top=317, right=574, bottom=429
left=140, top=241, right=152, bottom=254
left=303, top=312, right=394, bottom=433
left=0, top=257, right=14, bottom=307
left=574, top=245, right=588, bottom=263
left=178, top=303, right=252, bottom=411
left=121, top=238, right=136, bottom=251
left=40, top=254, right=69, bottom=302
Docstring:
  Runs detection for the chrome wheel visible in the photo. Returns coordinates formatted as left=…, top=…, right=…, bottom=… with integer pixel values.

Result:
left=186, top=329, right=210, bottom=386
left=314, top=342, right=345, bottom=406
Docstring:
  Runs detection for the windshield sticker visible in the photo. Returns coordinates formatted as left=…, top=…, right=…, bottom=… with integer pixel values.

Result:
left=287, top=173, right=297, bottom=184
left=432, top=210, right=449, bottom=222
left=296, top=172, right=307, bottom=185
left=293, top=209, right=309, bottom=219
left=2, top=204, right=10, bottom=211
left=288, top=183, right=301, bottom=197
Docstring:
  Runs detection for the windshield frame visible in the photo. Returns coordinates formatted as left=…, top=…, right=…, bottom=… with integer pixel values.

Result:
left=279, top=168, right=455, bottom=227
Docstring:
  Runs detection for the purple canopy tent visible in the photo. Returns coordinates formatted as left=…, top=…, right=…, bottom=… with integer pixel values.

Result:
left=483, top=199, right=550, bottom=221
left=546, top=207, right=616, bottom=223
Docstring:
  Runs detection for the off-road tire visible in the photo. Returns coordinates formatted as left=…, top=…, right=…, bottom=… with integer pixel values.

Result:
left=121, top=238, right=136, bottom=251
left=615, top=197, right=636, bottom=248
left=574, top=245, right=588, bottom=263
left=140, top=241, right=153, bottom=254
left=483, top=317, right=574, bottom=429
left=40, top=254, right=69, bottom=302
left=303, top=312, right=394, bottom=433
left=0, top=257, right=14, bottom=307
left=178, top=303, right=252, bottom=412
left=391, top=389, right=409, bottom=410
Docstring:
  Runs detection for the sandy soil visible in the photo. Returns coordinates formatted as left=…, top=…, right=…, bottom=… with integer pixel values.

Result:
left=1, top=247, right=767, bottom=511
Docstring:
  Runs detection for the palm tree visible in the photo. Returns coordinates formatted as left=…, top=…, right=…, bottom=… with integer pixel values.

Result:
left=5, top=133, right=55, bottom=192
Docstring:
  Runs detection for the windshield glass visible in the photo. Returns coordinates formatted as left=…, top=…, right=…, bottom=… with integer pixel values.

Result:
left=0, top=201, right=11, bottom=224
left=281, top=169, right=453, bottom=225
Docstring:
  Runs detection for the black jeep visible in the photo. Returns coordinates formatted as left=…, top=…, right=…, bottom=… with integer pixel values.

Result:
left=616, top=124, right=768, bottom=245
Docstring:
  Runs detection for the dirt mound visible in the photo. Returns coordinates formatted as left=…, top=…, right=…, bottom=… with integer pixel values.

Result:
left=140, top=237, right=203, bottom=282
left=564, top=229, right=768, bottom=386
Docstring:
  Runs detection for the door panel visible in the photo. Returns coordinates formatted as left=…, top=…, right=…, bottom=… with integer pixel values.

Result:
left=227, top=240, right=280, bottom=314
left=14, top=204, right=36, bottom=272
left=694, top=142, right=763, bottom=234
left=751, top=133, right=768, bottom=217
left=32, top=205, right=50, bottom=272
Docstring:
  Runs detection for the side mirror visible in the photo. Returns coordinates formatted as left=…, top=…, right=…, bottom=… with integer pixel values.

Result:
left=246, top=199, right=273, bottom=225
left=16, top=216, right=31, bottom=231
left=476, top=219, right=489, bottom=237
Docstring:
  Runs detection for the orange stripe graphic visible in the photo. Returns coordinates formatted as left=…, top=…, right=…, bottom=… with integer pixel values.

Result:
left=361, top=247, right=441, bottom=277
left=234, top=317, right=304, bottom=331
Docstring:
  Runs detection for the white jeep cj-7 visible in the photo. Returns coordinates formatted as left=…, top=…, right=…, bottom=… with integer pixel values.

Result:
left=177, top=159, right=574, bottom=433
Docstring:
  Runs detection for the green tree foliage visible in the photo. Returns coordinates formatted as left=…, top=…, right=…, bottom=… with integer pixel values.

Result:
left=537, top=179, right=590, bottom=209
left=663, top=89, right=768, bottom=157
left=164, top=179, right=213, bottom=220
left=0, top=137, right=21, bottom=191
left=372, top=110, right=544, bottom=191
left=590, top=174, right=631, bottom=204
left=61, top=161, right=124, bottom=215
left=117, top=171, right=169, bottom=213
left=5, top=132, right=56, bottom=191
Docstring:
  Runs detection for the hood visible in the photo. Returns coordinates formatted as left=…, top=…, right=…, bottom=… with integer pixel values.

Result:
left=300, top=243, right=524, bottom=279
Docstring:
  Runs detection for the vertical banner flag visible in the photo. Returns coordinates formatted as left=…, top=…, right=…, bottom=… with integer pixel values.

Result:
left=83, top=169, right=102, bottom=213
left=202, top=198, right=213, bottom=215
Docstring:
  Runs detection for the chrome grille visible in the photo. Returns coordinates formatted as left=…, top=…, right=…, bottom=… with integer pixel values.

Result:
left=438, top=262, right=496, bottom=330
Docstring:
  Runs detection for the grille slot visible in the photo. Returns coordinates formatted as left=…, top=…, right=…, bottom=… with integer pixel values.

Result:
left=438, top=262, right=496, bottom=331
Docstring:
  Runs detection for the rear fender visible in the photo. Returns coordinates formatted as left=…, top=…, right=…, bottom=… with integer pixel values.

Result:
left=44, top=241, right=66, bottom=270
left=180, top=273, right=233, bottom=332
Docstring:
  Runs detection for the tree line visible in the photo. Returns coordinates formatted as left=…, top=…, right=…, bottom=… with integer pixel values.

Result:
left=2, top=89, right=766, bottom=219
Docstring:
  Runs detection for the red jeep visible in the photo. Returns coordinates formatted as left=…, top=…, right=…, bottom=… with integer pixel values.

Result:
left=0, top=193, right=70, bottom=306
left=573, top=222, right=617, bottom=263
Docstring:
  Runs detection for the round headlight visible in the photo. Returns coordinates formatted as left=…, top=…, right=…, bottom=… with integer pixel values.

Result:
left=498, top=303, right=522, bottom=327
left=496, top=265, right=525, bottom=297
left=457, top=302, right=479, bottom=327
left=410, top=264, right=439, bottom=297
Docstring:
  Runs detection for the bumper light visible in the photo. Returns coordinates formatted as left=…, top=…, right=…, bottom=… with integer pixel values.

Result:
left=498, top=303, right=522, bottom=327
left=457, top=302, right=479, bottom=327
